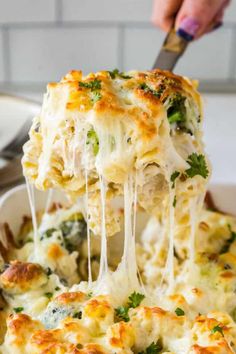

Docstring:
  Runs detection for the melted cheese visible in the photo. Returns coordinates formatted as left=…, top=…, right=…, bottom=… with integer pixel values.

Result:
left=4, top=69, right=234, bottom=353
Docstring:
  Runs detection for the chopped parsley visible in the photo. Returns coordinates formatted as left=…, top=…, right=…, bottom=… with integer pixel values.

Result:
left=170, top=171, right=180, bottom=188
left=115, top=306, right=130, bottom=322
left=185, top=153, right=209, bottom=179
left=55, top=286, right=61, bottom=291
left=73, top=311, right=82, bottom=319
left=128, top=291, right=145, bottom=308
left=167, top=94, right=186, bottom=125
left=79, top=79, right=102, bottom=103
left=108, top=69, right=132, bottom=80
left=169, top=154, right=208, bottom=188
left=138, top=341, right=163, bottom=354
left=139, top=83, right=163, bottom=98
left=115, top=291, right=145, bottom=322
left=211, top=325, right=224, bottom=336
left=13, top=307, right=24, bottom=313
left=79, top=79, right=101, bottom=91
left=86, top=129, right=99, bottom=156
left=220, top=224, right=236, bottom=254
left=175, top=307, right=185, bottom=316
left=44, top=292, right=53, bottom=299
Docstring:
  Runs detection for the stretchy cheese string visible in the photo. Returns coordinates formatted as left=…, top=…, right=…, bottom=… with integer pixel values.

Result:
left=97, top=174, right=109, bottom=282
left=26, top=178, right=39, bottom=259
left=166, top=185, right=176, bottom=294
left=85, top=166, right=92, bottom=286
left=83, top=126, right=92, bottom=286
left=45, top=189, right=53, bottom=214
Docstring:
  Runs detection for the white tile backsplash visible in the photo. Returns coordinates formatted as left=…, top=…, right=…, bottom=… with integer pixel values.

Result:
left=0, top=31, right=4, bottom=82
left=9, top=27, right=119, bottom=83
left=62, top=0, right=153, bottom=22
left=123, top=27, right=165, bottom=70
left=175, top=28, right=232, bottom=80
left=0, top=0, right=234, bottom=90
left=123, top=27, right=232, bottom=80
left=0, top=0, right=56, bottom=24
left=225, top=1, right=236, bottom=23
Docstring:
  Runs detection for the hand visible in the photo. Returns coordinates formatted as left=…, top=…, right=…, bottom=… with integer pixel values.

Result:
left=152, top=0, right=231, bottom=40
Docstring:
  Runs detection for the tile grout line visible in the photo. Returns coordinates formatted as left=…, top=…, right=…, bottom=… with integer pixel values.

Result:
left=2, top=26, right=11, bottom=83
left=55, top=0, right=63, bottom=25
left=2, top=79, right=236, bottom=92
left=0, top=21, right=235, bottom=31
left=0, top=20, right=153, bottom=30
left=0, top=20, right=235, bottom=30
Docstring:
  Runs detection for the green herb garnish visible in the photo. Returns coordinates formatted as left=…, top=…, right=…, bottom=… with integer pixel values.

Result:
left=185, top=153, right=209, bottom=179
left=175, top=307, right=185, bottom=316
left=115, top=291, right=145, bottom=322
left=108, top=69, right=131, bottom=80
left=170, top=171, right=180, bottom=188
left=115, top=306, right=130, bottom=322
left=139, top=83, right=162, bottom=98
left=138, top=341, right=163, bottom=354
left=86, top=129, right=99, bottom=155
left=127, top=291, right=145, bottom=308
left=73, top=311, right=82, bottom=319
left=211, top=325, right=224, bottom=336
left=44, top=292, right=53, bottom=299
left=79, top=79, right=102, bottom=103
left=13, top=307, right=24, bottom=313
left=55, top=286, right=61, bottom=291
left=79, top=79, right=101, bottom=91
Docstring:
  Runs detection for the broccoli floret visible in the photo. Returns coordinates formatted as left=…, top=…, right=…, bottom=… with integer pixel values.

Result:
left=86, top=129, right=99, bottom=155
left=167, top=94, right=187, bottom=125
left=41, top=301, right=83, bottom=329
left=59, top=213, right=87, bottom=252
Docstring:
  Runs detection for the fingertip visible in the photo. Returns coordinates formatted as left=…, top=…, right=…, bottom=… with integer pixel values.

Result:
left=175, top=17, right=201, bottom=41
left=151, top=16, right=172, bottom=32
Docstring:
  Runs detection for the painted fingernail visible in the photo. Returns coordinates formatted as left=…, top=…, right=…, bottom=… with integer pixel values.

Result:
left=177, top=17, right=200, bottom=41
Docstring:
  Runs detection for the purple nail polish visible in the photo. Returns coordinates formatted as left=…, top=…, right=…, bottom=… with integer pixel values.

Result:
left=177, top=17, right=200, bottom=41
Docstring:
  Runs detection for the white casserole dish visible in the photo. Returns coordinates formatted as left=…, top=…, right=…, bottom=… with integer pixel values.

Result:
left=0, top=184, right=235, bottom=240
